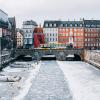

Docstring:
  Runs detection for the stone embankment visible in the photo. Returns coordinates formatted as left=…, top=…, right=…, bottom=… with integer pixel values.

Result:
left=84, top=50, right=100, bottom=69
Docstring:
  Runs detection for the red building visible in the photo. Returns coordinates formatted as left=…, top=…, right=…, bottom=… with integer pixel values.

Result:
left=84, top=20, right=100, bottom=49
left=58, top=21, right=84, bottom=48
left=34, top=26, right=45, bottom=48
left=58, top=27, right=67, bottom=47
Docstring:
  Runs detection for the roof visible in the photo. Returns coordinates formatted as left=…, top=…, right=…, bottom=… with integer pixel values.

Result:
left=0, top=9, right=8, bottom=16
left=23, top=20, right=37, bottom=26
left=16, top=28, right=24, bottom=35
left=84, top=20, right=100, bottom=28
left=43, top=20, right=61, bottom=28
left=43, top=20, right=83, bottom=28
left=34, top=27, right=43, bottom=33
left=8, top=17, right=16, bottom=27
left=59, top=21, right=83, bottom=27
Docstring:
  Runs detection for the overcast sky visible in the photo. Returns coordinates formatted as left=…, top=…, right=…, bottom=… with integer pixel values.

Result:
left=0, top=0, right=100, bottom=28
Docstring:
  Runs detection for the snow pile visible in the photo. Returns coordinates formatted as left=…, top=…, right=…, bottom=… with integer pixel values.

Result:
left=0, top=76, right=21, bottom=82
left=58, top=61, right=100, bottom=100
left=13, top=61, right=41, bottom=100
left=10, top=62, right=32, bottom=68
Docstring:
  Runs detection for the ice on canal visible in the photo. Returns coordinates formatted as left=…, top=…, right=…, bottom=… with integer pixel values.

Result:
left=58, top=61, right=100, bottom=100
left=24, top=61, right=73, bottom=100
left=0, top=60, right=100, bottom=100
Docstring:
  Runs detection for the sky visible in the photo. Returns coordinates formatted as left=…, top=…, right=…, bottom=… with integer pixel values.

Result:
left=0, top=0, right=100, bottom=28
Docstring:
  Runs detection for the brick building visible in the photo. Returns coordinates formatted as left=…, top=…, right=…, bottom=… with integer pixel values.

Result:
left=43, top=20, right=100, bottom=50
left=58, top=21, right=68, bottom=48
left=84, top=20, right=100, bottom=49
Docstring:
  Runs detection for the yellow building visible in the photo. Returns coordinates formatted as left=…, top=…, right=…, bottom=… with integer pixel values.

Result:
left=17, top=30, right=23, bottom=48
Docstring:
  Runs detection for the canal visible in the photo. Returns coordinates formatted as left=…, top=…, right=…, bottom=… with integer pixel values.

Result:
left=0, top=60, right=100, bottom=100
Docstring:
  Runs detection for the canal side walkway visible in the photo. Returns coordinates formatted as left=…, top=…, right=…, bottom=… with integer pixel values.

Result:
left=24, top=61, right=72, bottom=100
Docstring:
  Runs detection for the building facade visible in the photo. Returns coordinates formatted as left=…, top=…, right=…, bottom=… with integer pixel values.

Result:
left=84, top=20, right=100, bottom=49
left=34, top=26, right=45, bottom=48
left=67, top=21, right=84, bottom=49
left=43, top=21, right=59, bottom=48
left=58, top=22, right=67, bottom=48
left=0, top=9, right=14, bottom=50
left=16, top=28, right=23, bottom=49
left=22, top=20, right=37, bottom=49
left=8, top=17, right=16, bottom=49
left=0, top=9, right=16, bottom=67
left=43, top=20, right=100, bottom=50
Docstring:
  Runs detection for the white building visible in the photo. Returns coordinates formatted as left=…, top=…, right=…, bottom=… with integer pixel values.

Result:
left=43, top=21, right=59, bottom=47
left=22, top=20, right=37, bottom=49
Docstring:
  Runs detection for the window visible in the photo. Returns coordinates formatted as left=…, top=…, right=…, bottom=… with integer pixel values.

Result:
left=74, top=33, right=76, bottom=36
left=86, top=25, right=90, bottom=27
left=74, top=28, right=77, bottom=31
left=24, top=33, right=27, bottom=38
left=75, top=24, right=77, bottom=27
left=80, top=24, right=82, bottom=27
left=85, top=34, right=87, bottom=36
left=29, top=39, right=32, bottom=44
left=55, top=38, right=57, bottom=41
left=24, top=39, right=27, bottom=44
left=49, top=24, right=52, bottom=27
left=70, top=24, right=72, bottom=27
left=66, top=29, right=68, bottom=31
left=26, top=30, right=28, bottom=33
left=28, top=34, right=31, bottom=37
left=60, top=24, right=63, bottom=27
left=66, top=33, right=68, bottom=36
left=85, top=39, right=87, bottom=41
left=54, top=24, right=56, bottom=27
left=45, top=24, right=48, bottom=27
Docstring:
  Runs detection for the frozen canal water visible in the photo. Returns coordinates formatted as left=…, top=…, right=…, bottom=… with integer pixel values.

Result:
left=25, top=61, right=73, bottom=100
left=58, top=61, right=100, bottom=100
left=0, top=61, right=100, bottom=100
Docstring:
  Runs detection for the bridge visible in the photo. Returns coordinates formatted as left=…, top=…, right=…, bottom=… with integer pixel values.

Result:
left=14, top=48, right=84, bottom=61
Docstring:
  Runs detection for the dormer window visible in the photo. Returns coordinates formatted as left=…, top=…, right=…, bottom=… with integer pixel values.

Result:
left=70, top=24, right=72, bottom=27
left=66, top=24, right=68, bottom=27
left=45, top=24, right=48, bottom=27
left=75, top=24, right=77, bottom=27
left=60, top=24, right=63, bottom=27
left=49, top=23, right=52, bottom=27
left=80, top=24, right=82, bottom=27
left=97, top=25, right=100, bottom=28
left=86, top=24, right=90, bottom=27
left=91, top=24, right=96, bottom=27
left=54, top=24, right=56, bottom=27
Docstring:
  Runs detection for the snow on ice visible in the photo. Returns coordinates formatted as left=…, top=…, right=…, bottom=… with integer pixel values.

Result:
left=58, top=61, right=100, bottom=100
